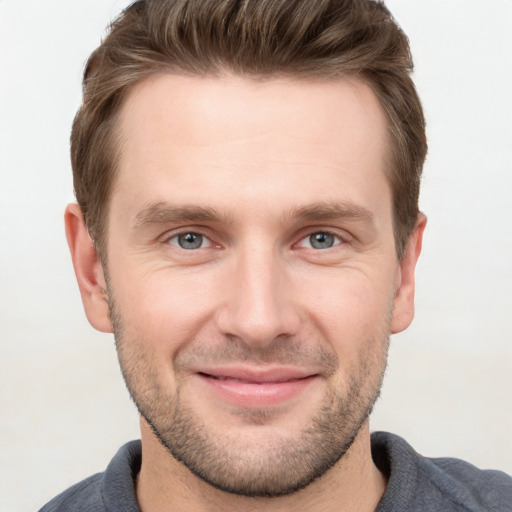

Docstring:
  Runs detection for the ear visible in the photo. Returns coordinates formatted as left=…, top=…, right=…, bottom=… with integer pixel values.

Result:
left=65, top=203, right=113, bottom=333
left=390, top=213, right=427, bottom=334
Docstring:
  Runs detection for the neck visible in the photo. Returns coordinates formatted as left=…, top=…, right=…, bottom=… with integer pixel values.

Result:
left=136, top=419, right=386, bottom=512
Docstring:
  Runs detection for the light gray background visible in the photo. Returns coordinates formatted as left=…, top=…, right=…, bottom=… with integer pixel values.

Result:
left=1, top=1, right=511, bottom=510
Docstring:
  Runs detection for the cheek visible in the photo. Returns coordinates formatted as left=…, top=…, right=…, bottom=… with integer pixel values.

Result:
left=294, top=268, right=394, bottom=348
left=109, top=263, right=221, bottom=351
left=302, top=274, right=392, bottom=396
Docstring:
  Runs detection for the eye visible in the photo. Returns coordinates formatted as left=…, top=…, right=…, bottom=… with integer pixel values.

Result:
left=168, top=232, right=212, bottom=250
left=299, top=231, right=342, bottom=250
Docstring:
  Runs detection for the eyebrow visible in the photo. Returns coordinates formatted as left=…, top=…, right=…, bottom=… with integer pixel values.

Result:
left=289, top=201, right=375, bottom=225
left=133, top=202, right=232, bottom=228
left=133, top=200, right=375, bottom=229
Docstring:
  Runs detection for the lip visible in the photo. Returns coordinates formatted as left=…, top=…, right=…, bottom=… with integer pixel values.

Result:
left=194, top=366, right=319, bottom=408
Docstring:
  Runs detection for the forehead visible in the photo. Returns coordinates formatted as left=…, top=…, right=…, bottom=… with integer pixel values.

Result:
left=117, top=73, right=388, bottom=156
left=112, top=74, right=391, bottom=223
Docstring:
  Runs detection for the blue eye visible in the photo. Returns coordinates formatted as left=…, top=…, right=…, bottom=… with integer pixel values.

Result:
left=170, top=232, right=208, bottom=250
left=310, top=232, right=335, bottom=249
left=299, top=232, right=341, bottom=250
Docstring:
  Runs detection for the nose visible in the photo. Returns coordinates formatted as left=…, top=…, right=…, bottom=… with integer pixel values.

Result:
left=215, top=244, right=301, bottom=348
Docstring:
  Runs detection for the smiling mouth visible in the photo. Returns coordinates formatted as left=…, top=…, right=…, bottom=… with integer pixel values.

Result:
left=198, top=372, right=311, bottom=384
left=195, top=369, right=319, bottom=408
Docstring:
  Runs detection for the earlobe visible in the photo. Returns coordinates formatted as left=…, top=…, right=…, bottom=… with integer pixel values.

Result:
left=390, top=213, right=427, bottom=334
left=65, top=203, right=113, bottom=333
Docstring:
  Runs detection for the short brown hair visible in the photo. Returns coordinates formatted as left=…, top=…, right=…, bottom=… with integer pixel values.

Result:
left=71, top=0, right=427, bottom=259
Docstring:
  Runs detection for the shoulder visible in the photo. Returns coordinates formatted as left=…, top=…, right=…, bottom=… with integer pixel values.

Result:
left=423, top=454, right=512, bottom=510
left=38, top=473, right=104, bottom=512
left=372, top=431, right=512, bottom=512
left=38, top=440, right=142, bottom=512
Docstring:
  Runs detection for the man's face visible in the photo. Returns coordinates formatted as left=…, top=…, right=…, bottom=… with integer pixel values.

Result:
left=79, top=75, right=421, bottom=496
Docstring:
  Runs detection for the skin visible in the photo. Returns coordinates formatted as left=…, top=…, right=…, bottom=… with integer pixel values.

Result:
left=66, top=74, right=425, bottom=512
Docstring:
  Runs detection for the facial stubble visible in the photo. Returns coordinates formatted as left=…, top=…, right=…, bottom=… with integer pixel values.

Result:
left=108, top=293, right=390, bottom=498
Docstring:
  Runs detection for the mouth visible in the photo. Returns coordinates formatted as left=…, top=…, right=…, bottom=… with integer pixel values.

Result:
left=199, top=373, right=308, bottom=383
left=194, top=367, right=320, bottom=408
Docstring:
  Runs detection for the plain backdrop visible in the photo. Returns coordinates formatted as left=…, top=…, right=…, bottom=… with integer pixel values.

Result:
left=1, top=1, right=511, bottom=510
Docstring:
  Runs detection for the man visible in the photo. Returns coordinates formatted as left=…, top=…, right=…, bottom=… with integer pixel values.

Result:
left=39, top=0, right=512, bottom=510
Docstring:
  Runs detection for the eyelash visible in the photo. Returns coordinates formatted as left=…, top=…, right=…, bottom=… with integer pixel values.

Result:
left=296, top=231, right=344, bottom=250
left=164, top=229, right=345, bottom=251
left=166, top=231, right=215, bottom=250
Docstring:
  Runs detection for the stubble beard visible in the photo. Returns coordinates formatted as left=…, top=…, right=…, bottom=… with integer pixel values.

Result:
left=109, top=297, right=390, bottom=498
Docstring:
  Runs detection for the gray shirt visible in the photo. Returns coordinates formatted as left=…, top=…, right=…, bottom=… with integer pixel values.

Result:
left=39, top=432, right=512, bottom=511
